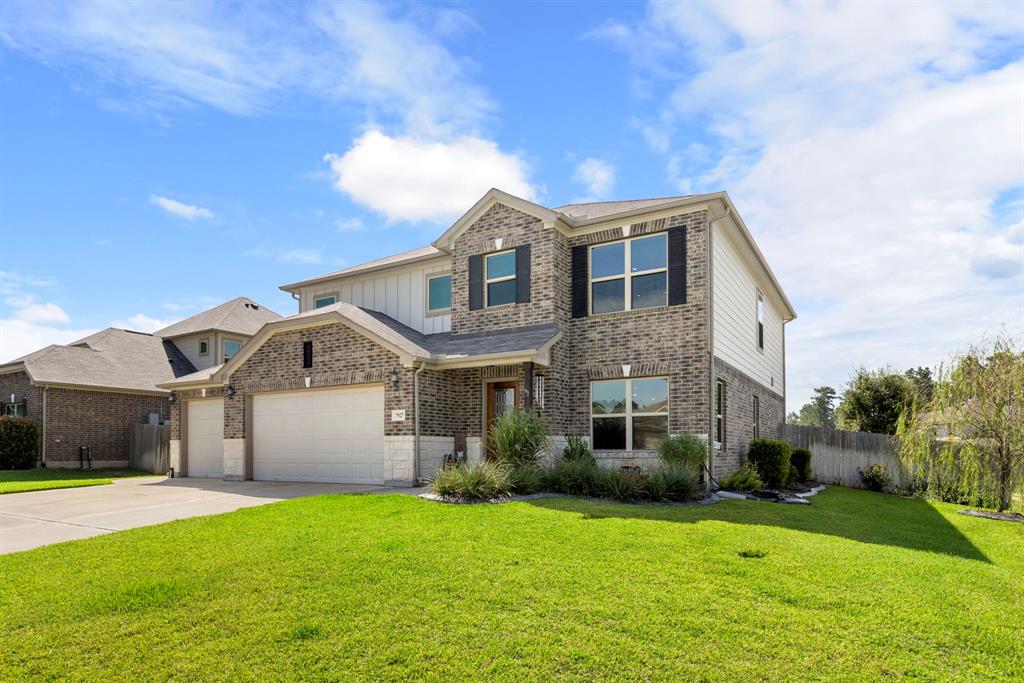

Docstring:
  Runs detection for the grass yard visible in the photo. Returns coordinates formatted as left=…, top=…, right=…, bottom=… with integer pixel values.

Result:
left=1, top=487, right=1021, bottom=681
left=0, top=467, right=155, bottom=494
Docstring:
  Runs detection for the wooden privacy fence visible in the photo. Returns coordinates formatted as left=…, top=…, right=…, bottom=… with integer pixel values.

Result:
left=129, top=424, right=171, bottom=474
left=778, top=424, right=904, bottom=489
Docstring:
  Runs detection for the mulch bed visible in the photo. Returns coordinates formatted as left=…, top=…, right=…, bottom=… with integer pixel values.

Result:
left=957, top=509, right=1024, bottom=523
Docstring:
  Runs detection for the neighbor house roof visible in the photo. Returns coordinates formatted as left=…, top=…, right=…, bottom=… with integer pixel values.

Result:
left=154, top=297, right=282, bottom=339
left=1, top=328, right=197, bottom=394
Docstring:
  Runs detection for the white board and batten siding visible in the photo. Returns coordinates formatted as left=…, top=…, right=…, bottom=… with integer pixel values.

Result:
left=298, top=257, right=452, bottom=335
left=712, top=224, right=785, bottom=395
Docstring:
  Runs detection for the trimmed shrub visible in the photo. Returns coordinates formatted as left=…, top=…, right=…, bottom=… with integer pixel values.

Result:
left=598, top=468, right=642, bottom=503
left=788, top=464, right=801, bottom=485
left=659, top=433, right=706, bottom=470
left=429, top=462, right=513, bottom=501
left=562, top=435, right=594, bottom=465
left=487, top=409, right=550, bottom=468
left=858, top=463, right=890, bottom=492
left=719, top=463, right=763, bottom=491
left=0, top=416, right=38, bottom=469
left=791, top=448, right=813, bottom=481
left=747, top=438, right=792, bottom=488
left=548, top=458, right=601, bottom=496
left=643, top=464, right=699, bottom=502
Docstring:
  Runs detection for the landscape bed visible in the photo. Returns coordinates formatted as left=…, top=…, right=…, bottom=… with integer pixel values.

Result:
left=1, top=487, right=1021, bottom=681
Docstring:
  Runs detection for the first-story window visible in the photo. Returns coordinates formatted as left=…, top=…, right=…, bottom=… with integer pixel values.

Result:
left=223, top=339, right=242, bottom=363
left=591, top=377, right=669, bottom=450
left=4, top=402, right=26, bottom=417
left=752, top=394, right=760, bottom=439
left=314, top=294, right=337, bottom=309
left=715, top=380, right=726, bottom=445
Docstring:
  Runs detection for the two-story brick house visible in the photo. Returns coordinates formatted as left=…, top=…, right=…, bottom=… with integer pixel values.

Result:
left=160, top=189, right=795, bottom=486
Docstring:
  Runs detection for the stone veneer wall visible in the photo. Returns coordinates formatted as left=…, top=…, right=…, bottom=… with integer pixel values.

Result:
left=713, top=356, right=785, bottom=479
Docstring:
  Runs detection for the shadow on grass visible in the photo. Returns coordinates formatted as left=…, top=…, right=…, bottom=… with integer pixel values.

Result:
left=526, top=487, right=991, bottom=563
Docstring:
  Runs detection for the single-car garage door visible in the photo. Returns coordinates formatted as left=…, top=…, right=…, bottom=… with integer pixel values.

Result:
left=187, top=399, right=224, bottom=478
left=252, top=385, right=386, bottom=484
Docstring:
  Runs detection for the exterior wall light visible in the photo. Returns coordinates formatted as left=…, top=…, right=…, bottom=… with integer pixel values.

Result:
left=226, top=385, right=237, bottom=399
left=168, top=392, right=177, bottom=404
left=389, top=367, right=400, bottom=389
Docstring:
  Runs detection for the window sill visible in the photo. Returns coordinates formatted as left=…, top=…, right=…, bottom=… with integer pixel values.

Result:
left=714, top=441, right=723, bottom=451
left=425, top=308, right=451, bottom=318
left=482, top=302, right=517, bottom=310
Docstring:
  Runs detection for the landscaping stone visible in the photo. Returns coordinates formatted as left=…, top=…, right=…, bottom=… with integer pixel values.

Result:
left=957, top=509, right=1024, bottom=523
left=714, top=484, right=826, bottom=504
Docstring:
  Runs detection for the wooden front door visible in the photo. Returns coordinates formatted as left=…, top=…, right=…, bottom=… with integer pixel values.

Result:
left=486, top=381, right=518, bottom=458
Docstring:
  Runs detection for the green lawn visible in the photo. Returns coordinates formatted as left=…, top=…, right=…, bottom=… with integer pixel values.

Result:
left=0, top=468, right=155, bottom=494
left=1, top=488, right=1021, bottom=681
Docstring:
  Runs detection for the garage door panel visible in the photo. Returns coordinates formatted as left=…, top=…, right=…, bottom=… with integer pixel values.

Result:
left=187, top=399, right=224, bottom=478
left=252, top=385, right=385, bottom=484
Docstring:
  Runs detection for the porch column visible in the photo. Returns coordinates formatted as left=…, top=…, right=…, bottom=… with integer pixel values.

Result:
left=523, top=362, right=534, bottom=410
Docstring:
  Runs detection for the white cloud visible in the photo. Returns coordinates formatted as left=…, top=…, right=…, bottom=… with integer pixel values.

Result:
left=601, top=1, right=1024, bottom=409
left=323, top=130, right=537, bottom=223
left=336, top=217, right=365, bottom=232
left=572, top=158, right=616, bottom=199
left=150, top=195, right=214, bottom=221
left=0, top=319, right=99, bottom=363
left=278, top=249, right=324, bottom=265
left=161, top=302, right=193, bottom=313
left=15, top=302, right=71, bottom=325
left=110, top=313, right=177, bottom=333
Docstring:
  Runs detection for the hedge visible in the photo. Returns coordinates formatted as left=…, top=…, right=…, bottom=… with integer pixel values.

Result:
left=747, top=438, right=792, bottom=488
left=0, top=416, right=39, bottom=469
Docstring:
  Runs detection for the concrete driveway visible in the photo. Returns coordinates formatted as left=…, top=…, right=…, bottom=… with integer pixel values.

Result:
left=0, top=477, right=419, bottom=554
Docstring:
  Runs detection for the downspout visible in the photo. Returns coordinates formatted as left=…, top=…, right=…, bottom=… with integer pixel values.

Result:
left=706, top=207, right=730, bottom=492
left=413, top=362, right=427, bottom=484
left=40, top=384, right=48, bottom=466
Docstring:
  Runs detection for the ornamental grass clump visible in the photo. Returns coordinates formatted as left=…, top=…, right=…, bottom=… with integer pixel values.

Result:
left=548, top=458, right=602, bottom=496
left=488, top=409, right=551, bottom=469
left=429, top=462, right=513, bottom=501
left=659, top=433, right=707, bottom=471
left=643, top=464, right=699, bottom=502
left=562, top=435, right=595, bottom=465
left=719, top=463, right=763, bottom=491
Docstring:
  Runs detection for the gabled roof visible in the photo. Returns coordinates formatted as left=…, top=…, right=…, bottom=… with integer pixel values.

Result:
left=189, top=302, right=562, bottom=386
left=1, top=328, right=196, bottom=394
left=154, top=297, right=282, bottom=339
left=279, top=245, right=445, bottom=291
left=554, top=196, right=693, bottom=221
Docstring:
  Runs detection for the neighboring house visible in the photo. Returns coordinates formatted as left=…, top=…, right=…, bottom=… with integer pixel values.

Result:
left=0, top=298, right=280, bottom=468
left=160, top=189, right=795, bottom=487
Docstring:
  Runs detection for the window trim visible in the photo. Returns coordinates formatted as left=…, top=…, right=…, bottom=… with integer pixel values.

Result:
left=752, top=394, right=760, bottom=439
left=590, top=376, right=670, bottom=451
left=198, top=337, right=210, bottom=356
left=589, top=233, right=668, bottom=315
left=222, top=338, right=243, bottom=364
left=715, top=379, right=726, bottom=449
left=424, top=271, right=453, bottom=316
left=756, top=289, right=765, bottom=351
left=484, top=249, right=517, bottom=308
left=313, top=293, right=338, bottom=309
left=4, top=401, right=27, bottom=417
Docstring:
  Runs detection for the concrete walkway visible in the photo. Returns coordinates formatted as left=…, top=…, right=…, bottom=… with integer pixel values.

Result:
left=0, top=476, right=422, bottom=554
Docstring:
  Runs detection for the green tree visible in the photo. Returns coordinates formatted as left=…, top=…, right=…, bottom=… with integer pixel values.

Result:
left=837, top=368, right=916, bottom=434
left=898, top=336, right=1023, bottom=512
left=787, top=386, right=837, bottom=427
left=905, top=366, right=935, bottom=403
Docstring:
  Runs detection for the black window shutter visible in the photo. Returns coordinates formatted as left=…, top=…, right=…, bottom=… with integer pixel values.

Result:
left=515, top=244, right=531, bottom=303
left=302, top=341, right=313, bottom=369
left=468, top=254, right=483, bottom=310
left=668, top=226, right=687, bottom=305
left=571, top=244, right=588, bottom=318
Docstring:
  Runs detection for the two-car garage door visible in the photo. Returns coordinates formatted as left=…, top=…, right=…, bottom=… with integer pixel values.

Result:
left=252, top=385, right=386, bottom=484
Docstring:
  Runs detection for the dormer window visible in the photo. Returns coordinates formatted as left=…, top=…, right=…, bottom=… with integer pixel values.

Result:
left=199, top=338, right=210, bottom=356
left=485, top=250, right=516, bottom=307
left=223, top=339, right=242, bottom=363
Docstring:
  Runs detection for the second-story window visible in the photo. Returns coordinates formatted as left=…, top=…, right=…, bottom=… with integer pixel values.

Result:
left=590, top=233, right=667, bottom=314
left=198, top=338, right=209, bottom=356
left=314, top=294, right=336, bottom=309
left=426, top=274, right=452, bottom=313
left=485, top=250, right=516, bottom=307
left=756, top=290, right=765, bottom=350
left=223, top=339, right=242, bottom=363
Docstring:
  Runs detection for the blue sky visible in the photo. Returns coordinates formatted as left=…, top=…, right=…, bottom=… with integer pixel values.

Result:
left=1, top=0, right=1022, bottom=412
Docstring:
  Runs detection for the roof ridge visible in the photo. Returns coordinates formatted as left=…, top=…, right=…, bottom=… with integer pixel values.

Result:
left=555, top=195, right=691, bottom=208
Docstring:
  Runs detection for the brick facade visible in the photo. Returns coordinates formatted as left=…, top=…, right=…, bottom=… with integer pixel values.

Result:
left=0, top=371, right=168, bottom=464
left=713, top=356, right=785, bottom=478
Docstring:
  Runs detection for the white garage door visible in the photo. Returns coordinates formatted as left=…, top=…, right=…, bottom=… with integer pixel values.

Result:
left=252, top=385, right=386, bottom=484
left=187, top=399, right=224, bottom=478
